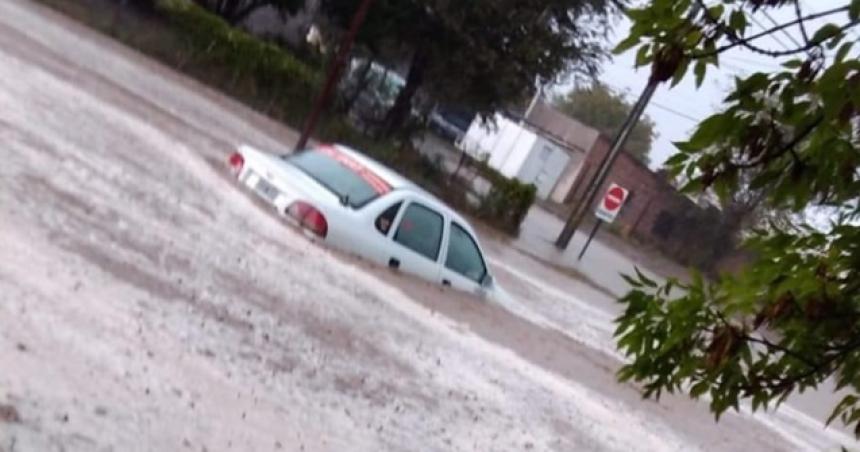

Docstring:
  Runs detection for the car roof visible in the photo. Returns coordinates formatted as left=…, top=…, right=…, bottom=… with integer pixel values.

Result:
left=331, top=144, right=476, bottom=231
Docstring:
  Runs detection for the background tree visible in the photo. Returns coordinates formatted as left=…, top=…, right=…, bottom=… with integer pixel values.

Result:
left=613, top=0, right=860, bottom=437
left=555, top=83, right=657, bottom=165
left=192, top=0, right=304, bottom=25
left=321, top=0, right=620, bottom=137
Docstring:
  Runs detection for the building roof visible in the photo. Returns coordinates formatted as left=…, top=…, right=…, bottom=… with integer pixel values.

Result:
left=524, top=100, right=601, bottom=153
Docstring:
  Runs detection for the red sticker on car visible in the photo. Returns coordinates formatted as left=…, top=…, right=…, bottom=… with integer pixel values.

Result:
left=317, top=145, right=391, bottom=195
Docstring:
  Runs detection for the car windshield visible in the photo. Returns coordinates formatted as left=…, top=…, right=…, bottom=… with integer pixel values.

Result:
left=286, top=149, right=389, bottom=208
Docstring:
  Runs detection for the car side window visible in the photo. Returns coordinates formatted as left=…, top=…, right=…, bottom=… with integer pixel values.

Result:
left=393, top=203, right=443, bottom=261
left=445, top=223, right=486, bottom=283
left=375, top=201, right=402, bottom=235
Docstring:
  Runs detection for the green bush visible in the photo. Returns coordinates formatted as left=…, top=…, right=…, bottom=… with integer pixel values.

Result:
left=156, top=0, right=320, bottom=120
left=478, top=170, right=537, bottom=235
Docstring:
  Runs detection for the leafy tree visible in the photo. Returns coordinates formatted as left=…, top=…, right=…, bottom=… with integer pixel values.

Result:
left=192, top=0, right=304, bottom=25
left=321, top=0, right=620, bottom=137
left=613, top=0, right=860, bottom=437
left=555, top=83, right=656, bottom=165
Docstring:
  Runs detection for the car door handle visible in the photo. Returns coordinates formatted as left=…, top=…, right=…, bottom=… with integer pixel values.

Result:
left=442, top=279, right=451, bottom=286
left=388, top=258, right=400, bottom=269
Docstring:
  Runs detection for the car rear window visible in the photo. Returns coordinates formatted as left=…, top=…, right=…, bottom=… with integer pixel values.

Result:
left=287, top=147, right=390, bottom=208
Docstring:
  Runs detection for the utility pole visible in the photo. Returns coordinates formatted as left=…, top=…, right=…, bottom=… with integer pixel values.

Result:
left=555, top=3, right=700, bottom=250
left=554, top=80, right=658, bottom=249
left=294, top=0, right=375, bottom=151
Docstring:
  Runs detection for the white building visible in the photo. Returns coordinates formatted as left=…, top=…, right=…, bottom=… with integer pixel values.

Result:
left=458, top=101, right=599, bottom=201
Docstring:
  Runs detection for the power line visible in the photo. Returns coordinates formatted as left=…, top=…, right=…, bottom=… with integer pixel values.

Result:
left=800, top=0, right=860, bottom=41
left=649, top=101, right=703, bottom=123
left=761, top=10, right=803, bottom=49
left=748, top=13, right=792, bottom=52
left=720, top=59, right=757, bottom=74
left=721, top=55, right=782, bottom=71
left=602, top=81, right=707, bottom=123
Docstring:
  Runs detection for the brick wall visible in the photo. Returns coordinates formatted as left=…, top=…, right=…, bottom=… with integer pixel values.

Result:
left=562, top=135, right=738, bottom=272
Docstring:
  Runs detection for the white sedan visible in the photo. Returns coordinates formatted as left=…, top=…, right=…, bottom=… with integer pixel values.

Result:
left=227, top=143, right=494, bottom=295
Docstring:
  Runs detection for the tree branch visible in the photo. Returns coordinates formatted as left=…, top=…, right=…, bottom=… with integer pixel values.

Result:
left=739, top=337, right=860, bottom=393
left=743, top=334, right=820, bottom=368
left=688, top=5, right=852, bottom=59
left=707, top=303, right=860, bottom=395
left=794, top=0, right=811, bottom=46
left=729, top=115, right=824, bottom=169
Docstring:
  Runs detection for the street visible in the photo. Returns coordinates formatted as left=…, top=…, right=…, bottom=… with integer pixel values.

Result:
left=0, top=1, right=854, bottom=450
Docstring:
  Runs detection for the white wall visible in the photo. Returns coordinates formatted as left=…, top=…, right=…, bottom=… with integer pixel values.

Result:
left=459, top=115, right=578, bottom=199
left=515, top=136, right=571, bottom=199
left=550, top=155, right=584, bottom=203
left=459, top=114, right=537, bottom=179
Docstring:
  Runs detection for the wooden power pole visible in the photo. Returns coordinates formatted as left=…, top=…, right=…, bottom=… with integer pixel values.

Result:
left=294, top=0, right=375, bottom=151
left=554, top=80, right=658, bottom=249
left=555, top=4, right=700, bottom=250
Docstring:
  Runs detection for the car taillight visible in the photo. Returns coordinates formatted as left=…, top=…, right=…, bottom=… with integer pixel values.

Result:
left=287, top=201, right=328, bottom=238
left=228, top=152, right=244, bottom=177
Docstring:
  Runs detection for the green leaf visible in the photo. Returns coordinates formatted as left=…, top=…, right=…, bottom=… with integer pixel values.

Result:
left=635, top=45, right=650, bottom=67
left=668, top=163, right=685, bottom=177
left=686, top=113, right=728, bottom=149
left=662, top=278, right=675, bottom=297
left=663, top=152, right=689, bottom=166
left=827, top=395, right=858, bottom=426
left=707, top=4, right=724, bottom=20
left=681, top=178, right=704, bottom=193
left=685, top=29, right=703, bottom=47
left=621, top=273, right=642, bottom=288
left=729, top=10, right=747, bottom=35
left=673, top=140, right=697, bottom=154
left=782, top=59, right=803, bottom=69
left=851, top=0, right=860, bottom=21
left=617, top=364, right=636, bottom=382
left=749, top=170, right=780, bottom=190
left=614, top=35, right=641, bottom=55
left=625, top=6, right=649, bottom=22
left=812, top=23, right=842, bottom=44
left=835, top=42, right=853, bottom=63
left=694, top=60, right=707, bottom=88
left=752, top=392, right=765, bottom=412
left=670, top=57, right=690, bottom=87
left=690, top=380, right=710, bottom=398
left=712, top=171, right=737, bottom=202
left=634, top=267, right=658, bottom=288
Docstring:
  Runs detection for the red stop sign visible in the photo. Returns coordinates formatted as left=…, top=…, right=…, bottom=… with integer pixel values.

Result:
left=603, top=186, right=626, bottom=212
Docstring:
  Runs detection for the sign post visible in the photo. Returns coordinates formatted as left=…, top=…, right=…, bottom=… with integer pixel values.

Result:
left=577, top=183, right=629, bottom=261
left=577, top=220, right=603, bottom=261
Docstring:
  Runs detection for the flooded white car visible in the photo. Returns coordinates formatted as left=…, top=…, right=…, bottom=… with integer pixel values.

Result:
left=229, top=144, right=494, bottom=295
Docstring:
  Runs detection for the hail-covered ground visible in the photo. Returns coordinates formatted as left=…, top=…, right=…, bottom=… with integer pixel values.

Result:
left=0, top=1, right=853, bottom=450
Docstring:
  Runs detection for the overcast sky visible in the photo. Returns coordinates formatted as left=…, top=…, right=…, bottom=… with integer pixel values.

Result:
left=570, top=0, right=853, bottom=169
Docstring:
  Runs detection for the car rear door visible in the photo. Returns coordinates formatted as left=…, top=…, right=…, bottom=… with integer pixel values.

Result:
left=439, top=221, right=488, bottom=293
left=384, top=199, right=444, bottom=283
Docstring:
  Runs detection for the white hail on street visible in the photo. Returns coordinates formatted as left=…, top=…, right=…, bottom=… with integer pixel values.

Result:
left=228, top=144, right=495, bottom=295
